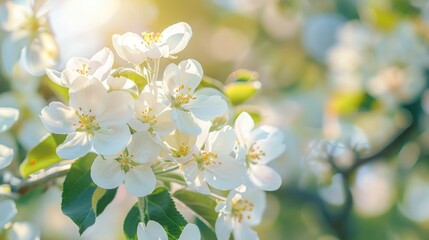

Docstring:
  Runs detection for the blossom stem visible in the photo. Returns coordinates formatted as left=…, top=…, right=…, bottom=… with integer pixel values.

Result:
left=209, top=192, right=227, bottom=201
left=137, top=197, right=148, bottom=222
left=15, top=163, right=72, bottom=195
left=154, top=165, right=179, bottom=175
left=156, top=174, right=186, bottom=186
left=152, top=58, right=160, bottom=82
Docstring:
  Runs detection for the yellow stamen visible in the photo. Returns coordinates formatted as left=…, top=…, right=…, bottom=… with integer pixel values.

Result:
left=75, top=63, right=91, bottom=76
left=232, top=199, right=254, bottom=223
left=142, top=32, right=161, bottom=47
left=141, top=107, right=157, bottom=125
left=74, top=108, right=100, bottom=135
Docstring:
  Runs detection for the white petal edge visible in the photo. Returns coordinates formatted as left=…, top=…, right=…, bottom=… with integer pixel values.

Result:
left=0, top=144, right=14, bottom=169
left=179, top=223, right=201, bottom=240
left=124, top=165, right=156, bottom=197
left=0, top=199, right=17, bottom=228
left=91, top=155, right=125, bottom=189
left=56, top=132, right=92, bottom=159
left=0, top=107, right=19, bottom=133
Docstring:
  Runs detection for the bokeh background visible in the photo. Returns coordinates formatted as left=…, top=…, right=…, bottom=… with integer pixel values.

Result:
left=2, top=0, right=429, bottom=239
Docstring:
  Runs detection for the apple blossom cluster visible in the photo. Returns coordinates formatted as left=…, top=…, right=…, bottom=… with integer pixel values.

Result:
left=0, top=107, right=19, bottom=230
left=39, top=22, right=285, bottom=240
left=1, top=0, right=59, bottom=76
left=0, top=108, right=40, bottom=239
left=328, top=21, right=429, bottom=108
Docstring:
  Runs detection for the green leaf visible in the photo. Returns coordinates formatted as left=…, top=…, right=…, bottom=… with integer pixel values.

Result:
left=124, top=204, right=141, bottom=240
left=224, top=69, right=261, bottom=106
left=20, top=134, right=66, bottom=178
left=147, top=187, right=187, bottom=239
left=61, top=153, right=116, bottom=234
left=43, top=76, right=70, bottom=102
left=92, top=187, right=117, bottom=216
left=123, top=187, right=188, bottom=240
left=111, top=67, right=148, bottom=91
left=173, top=189, right=218, bottom=229
left=196, top=219, right=217, bottom=240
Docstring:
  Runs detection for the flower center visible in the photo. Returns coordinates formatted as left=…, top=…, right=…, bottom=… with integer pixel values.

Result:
left=141, top=107, right=157, bottom=125
left=172, top=145, right=190, bottom=158
left=75, top=63, right=91, bottom=76
left=172, top=84, right=195, bottom=109
left=115, top=150, right=136, bottom=172
left=22, top=16, right=41, bottom=32
left=74, top=108, right=100, bottom=135
left=231, top=199, right=254, bottom=223
left=142, top=32, right=161, bottom=47
left=246, top=143, right=266, bottom=163
left=193, top=151, right=221, bottom=169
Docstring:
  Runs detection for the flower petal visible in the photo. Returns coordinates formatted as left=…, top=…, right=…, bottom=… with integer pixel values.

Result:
left=215, top=214, right=233, bottom=240
left=104, top=76, right=138, bottom=96
left=112, top=33, right=146, bottom=65
left=249, top=165, right=282, bottom=191
left=125, top=165, right=156, bottom=197
left=179, top=223, right=201, bottom=240
left=45, top=68, right=66, bottom=87
left=7, top=221, right=40, bottom=240
left=137, top=221, right=168, bottom=240
left=0, top=144, right=14, bottom=169
left=233, top=223, right=259, bottom=240
left=1, top=34, right=27, bottom=74
left=21, top=32, right=59, bottom=76
left=177, top=59, right=203, bottom=92
left=205, top=155, right=245, bottom=190
left=152, top=109, right=175, bottom=136
left=97, top=90, right=133, bottom=127
left=69, top=77, right=108, bottom=115
left=127, top=131, right=160, bottom=164
left=234, top=112, right=254, bottom=146
left=0, top=199, right=17, bottom=228
left=0, top=107, right=19, bottom=133
left=91, top=47, right=114, bottom=80
left=163, top=59, right=202, bottom=95
left=161, top=22, right=192, bottom=55
left=182, top=161, right=210, bottom=194
left=171, top=109, right=201, bottom=135
left=254, top=139, right=285, bottom=164
left=205, top=125, right=236, bottom=155
left=91, top=155, right=125, bottom=189
left=57, top=132, right=92, bottom=159
left=240, top=190, right=266, bottom=226
left=185, top=95, right=227, bottom=121
left=128, top=118, right=150, bottom=132
left=92, top=125, right=131, bottom=156
left=39, top=102, right=76, bottom=134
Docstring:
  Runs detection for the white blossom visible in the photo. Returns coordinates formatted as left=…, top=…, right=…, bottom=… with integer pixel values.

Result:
left=215, top=188, right=266, bottom=240
left=0, top=199, right=17, bottom=229
left=91, top=131, right=160, bottom=197
left=40, top=77, right=133, bottom=159
left=0, top=107, right=19, bottom=169
left=235, top=112, right=285, bottom=191
left=128, top=83, right=175, bottom=136
left=137, top=221, right=200, bottom=240
left=165, top=126, right=246, bottom=194
left=45, top=47, right=114, bottom=88
left=112, top=22, right=192, bottom=65
left=7, top=221, right=40, bottom=240
left=1, top=0, right=59, bottom=75
left=162, top=59, right=227, bottom=135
